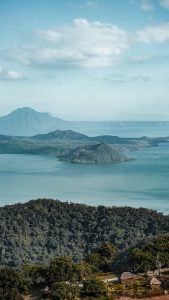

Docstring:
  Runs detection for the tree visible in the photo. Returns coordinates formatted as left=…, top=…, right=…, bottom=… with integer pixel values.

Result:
left=48, top=256, right=75, bottom=284
left=75, top=262, right=93, bottom=281
left=98, top=242, right=117, bottom=271
left=129, top=235, right=169, bottom=272
left=0, top=268, right=27, bottom=299
left=129, top=248, right=155, bottom=272
left=86, top=242, right=117, bottom=272
left=83, top=278, right=107, bottom=297
left=50, top=281, right=79, bottom=300
left=22, top=263, right=47, bottom=285
left=85, top=253, right=101, bottom=271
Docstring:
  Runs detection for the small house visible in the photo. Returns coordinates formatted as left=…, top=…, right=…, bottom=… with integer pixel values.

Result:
left=150, top=277, right=161, bottom=289
left=120, top=272, right=136, bottom=284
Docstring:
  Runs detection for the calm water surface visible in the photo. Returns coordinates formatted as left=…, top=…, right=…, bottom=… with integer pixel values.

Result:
left=0, top=142, right=169, bottom=214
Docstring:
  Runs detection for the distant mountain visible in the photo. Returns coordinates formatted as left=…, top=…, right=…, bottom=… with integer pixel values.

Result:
left=33, top=129, right=89, bottom=141
left=0, top=129, right=168, bottom=163
left=2, top=107, right=169, bottom=137
left=0, top=130, right=131, bottom=164
left=0, top=107, right=67, bottom=136
left=61, top=142, right=130, bottom=164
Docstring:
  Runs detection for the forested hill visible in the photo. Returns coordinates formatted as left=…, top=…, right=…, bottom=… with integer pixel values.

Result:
left=0, top=199, right=168, bottom=267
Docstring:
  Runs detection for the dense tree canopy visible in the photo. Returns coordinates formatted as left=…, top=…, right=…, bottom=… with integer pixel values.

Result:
left=86, top=242, right=117, bottom=271
left=0, top=268, right=27, bottom=300
left=48, top=257, right=75, bottom=284
left=0, top=199, right=168, bottom=267
left=129, top=235, right=169, bottom=272
left=50, top=282, right=79, bottom=300
left=83, top=278, right=107, bottom=297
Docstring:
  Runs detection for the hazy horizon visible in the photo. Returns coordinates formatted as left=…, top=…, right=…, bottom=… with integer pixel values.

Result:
left=1, top=0, right=169, bottom=120
left=2, top=106, right=169, bottom=122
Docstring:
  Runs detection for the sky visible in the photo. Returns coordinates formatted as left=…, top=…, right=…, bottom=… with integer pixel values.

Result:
left=1, top=0, right=169, bottom=120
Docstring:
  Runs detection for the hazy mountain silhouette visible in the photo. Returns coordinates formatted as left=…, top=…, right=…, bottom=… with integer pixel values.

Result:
left=0, top=107, right=67, bottom=136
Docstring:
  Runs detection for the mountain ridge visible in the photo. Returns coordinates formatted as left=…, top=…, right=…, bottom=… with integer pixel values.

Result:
left=0, top=107, right=66, bottom=136
left=2, top=107, right=169, bottom=137
left=33, top=129, right=88, bottom=141
left=0, top=129, right=168, bottom=163
left=61, top=142, right=129, bottom=163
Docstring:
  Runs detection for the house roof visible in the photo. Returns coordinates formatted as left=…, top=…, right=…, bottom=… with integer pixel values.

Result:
left=150, top=277, right=161, bottom=285
left=120, top=272, right=136, bottom=280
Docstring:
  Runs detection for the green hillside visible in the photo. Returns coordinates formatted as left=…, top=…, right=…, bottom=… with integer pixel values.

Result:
left=0, top=199, right=168, bottom=267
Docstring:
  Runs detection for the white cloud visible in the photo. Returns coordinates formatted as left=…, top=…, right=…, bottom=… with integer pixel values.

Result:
left=0, top=66, right=25, bottom=80
left=9, top=19, right=129, bottom=68
left=160, top=0, right=169, bottom=9
left=137, top=23, right=169, bottom=43
left=140, top=0, right=155, bottom=11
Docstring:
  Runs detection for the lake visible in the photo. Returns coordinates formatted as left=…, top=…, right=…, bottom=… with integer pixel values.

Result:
left=0, top=141, right=169, bottom=214
left=71, top=121, right=169, bottom=137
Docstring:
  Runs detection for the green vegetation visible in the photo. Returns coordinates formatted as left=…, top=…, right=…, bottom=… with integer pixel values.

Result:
left=85, top=242, right=117, bottom=272
left=49, top=281, right=79, bottom=300
left=0, top=238, right=169, bottom=299
left=0, top=199, right=168, bottom=267
left=0, top=268, right=27, bottom=299
left=129, top=234, right=169, bottom=272
left=83, top=278, right=107, bottom=298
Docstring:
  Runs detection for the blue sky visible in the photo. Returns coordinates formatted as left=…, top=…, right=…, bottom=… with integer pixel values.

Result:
left=1, top=0, right=169, bottom=120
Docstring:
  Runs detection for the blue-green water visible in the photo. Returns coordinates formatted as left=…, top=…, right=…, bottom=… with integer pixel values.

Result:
left=0, top=143, right=169, bottom=214
left=71, top=121, right=169, bottom=137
